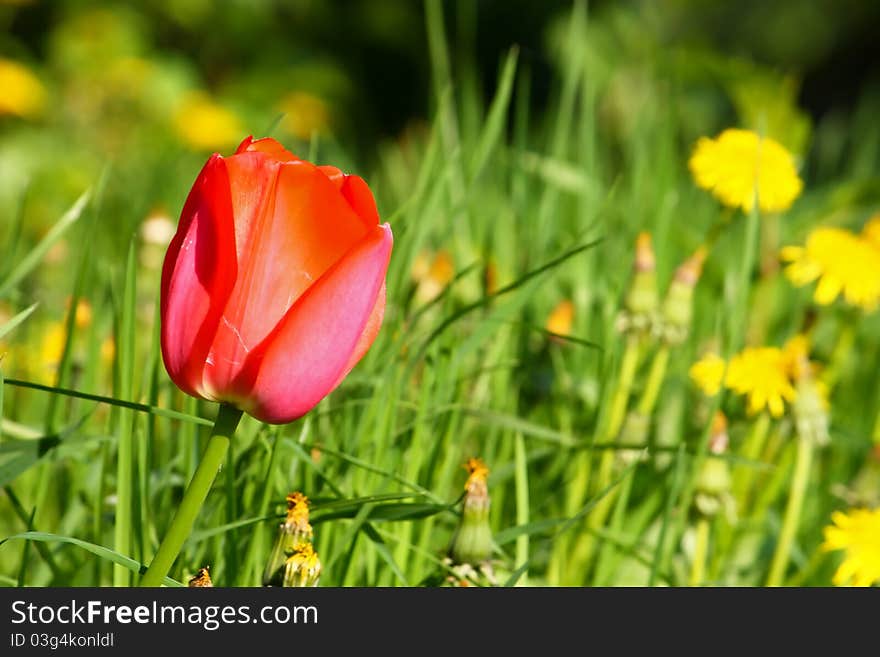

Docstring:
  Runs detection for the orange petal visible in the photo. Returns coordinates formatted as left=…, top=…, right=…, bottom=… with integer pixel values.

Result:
left=202, top=153, right=369, bottom=394
left=235, top=135, right=300, bottom=162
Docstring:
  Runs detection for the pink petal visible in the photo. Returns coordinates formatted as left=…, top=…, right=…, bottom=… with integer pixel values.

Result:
left=233, top=223, right=393, bottom=423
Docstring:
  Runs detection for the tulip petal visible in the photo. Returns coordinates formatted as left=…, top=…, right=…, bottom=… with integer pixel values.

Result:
left=235, top=223, right=392, bottom=423
left=160, top=154, right=237, bottom=398
left=236, top=135, right=300, bottom=162
left=317, top=166, right=380, bottom=227
left=203, top=155, right=371, bottom=394
left=340, top=174, right=381, bottom=226
left=333, top=280, right=386, bottom=389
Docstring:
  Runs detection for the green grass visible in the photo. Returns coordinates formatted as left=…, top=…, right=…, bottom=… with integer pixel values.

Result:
left=2, top=1, right=879, bottom=587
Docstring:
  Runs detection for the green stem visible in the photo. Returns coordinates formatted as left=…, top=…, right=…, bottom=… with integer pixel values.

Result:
left=593, top=468, right=634, bottom=585
left=766, top=437, right=813, bottom=586
left=569, top=336, right=640, bottom=576
left=140, top=403, right=243, bottom=587
left=604, top=336, right=642, bottom=446
left=689, top=516, right=710, bottom=586
left=113, top=240, right=137, bottom=587
left=637, top=345, right=670, bottom=416
left=733, top=203, right=760, bottom=352
left=514, top=432, right=530, bottom=584
left=594, top=345, right=670, bottom=582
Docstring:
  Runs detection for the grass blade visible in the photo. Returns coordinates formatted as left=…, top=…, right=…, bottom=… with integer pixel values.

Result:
left=0, top=303, right=38, bottom=342
left=0, top=532, right=183, bottom=587
left=0, top=189, right=91, bottom=298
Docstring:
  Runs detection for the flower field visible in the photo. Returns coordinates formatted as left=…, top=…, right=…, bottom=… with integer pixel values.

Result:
left=1, top=1, right=879, bottom=587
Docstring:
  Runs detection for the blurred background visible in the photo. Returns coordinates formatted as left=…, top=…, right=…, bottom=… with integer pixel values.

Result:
left=3, top=0, right=880, bottom=183
left=3, top=0, right=880, bottom=328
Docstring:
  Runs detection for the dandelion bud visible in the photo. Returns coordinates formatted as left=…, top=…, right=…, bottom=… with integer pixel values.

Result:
left=694, top=412, right=733, bottom=518
left=616, top=232, right=658, bottom=335
left=188, top=566, right=213, bottom=587
left=450, top=458, right=493, bottom=566
left=657, top=247, right=706, bottom=345
left=282, top=542, right=322, bottom=587
left=263, top=492, right=314, bottom=586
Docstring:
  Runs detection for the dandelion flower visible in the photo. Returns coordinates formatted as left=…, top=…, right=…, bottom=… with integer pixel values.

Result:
left=283, top=542, right=322, bottom=587
left=780, top=227, right=880, bottom=311
left=725, top=346, right=795, bottom=418
left=173, top=91, right=242, bottom=151
left=862, top=214, right=880, bottom=250
left=822, top=507, right=880, bottom=587
left=689, top=352, right=725, bottom=397
left=689, top=128, right=803, bottom=213
left=0, top=59, right=46, bottom=118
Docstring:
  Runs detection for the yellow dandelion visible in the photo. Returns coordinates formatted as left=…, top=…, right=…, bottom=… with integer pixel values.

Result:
left=780, top=226, right=880, bottom=311
left=546, top=300, right=574, bottom=337
left=689, top=352, right=726, bottom=397
left=862, top=213, right=880, bottom=250
left=822, top=507, right=880, bottom=587
left=173, top=91, right=242, bottom=151
left=0, top=59, right=46, bottom=118
left=725, top=346, right=795, bottom=418
left=282, top=542, right=322, bottom=587
left=277, top=90, right=330, bottom=141
left=780, top=333, right=811, bottom=378
left=285, top=491, right=313, bottom=538
left=689, top=128, right=803, bottom=213
left=464, top=457, right=489, bottom=494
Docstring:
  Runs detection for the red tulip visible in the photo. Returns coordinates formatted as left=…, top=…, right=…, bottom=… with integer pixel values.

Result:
left=160, top=136, right=393, bottom=423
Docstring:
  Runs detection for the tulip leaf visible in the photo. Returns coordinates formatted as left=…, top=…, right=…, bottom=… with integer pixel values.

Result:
left=0, top=189, right=91, bottom=298
left=0, top=532, right=183, bottom=587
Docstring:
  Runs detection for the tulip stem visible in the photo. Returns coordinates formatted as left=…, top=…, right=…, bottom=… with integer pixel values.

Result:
left=689, top=516, right=710, bottom=587
left=140, top=403, right=243, bottom=587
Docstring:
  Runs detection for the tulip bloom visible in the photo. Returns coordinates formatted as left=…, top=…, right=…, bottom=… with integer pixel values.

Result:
left=161, top=136, right=392, bottom=423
